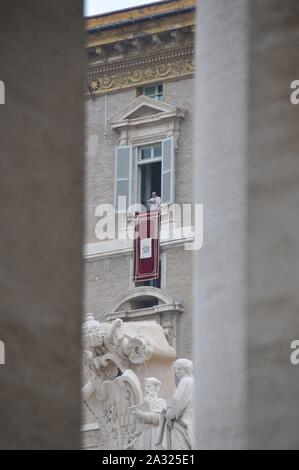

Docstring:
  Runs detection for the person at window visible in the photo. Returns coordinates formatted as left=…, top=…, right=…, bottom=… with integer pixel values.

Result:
left=148, top=192, right=161, bottom=211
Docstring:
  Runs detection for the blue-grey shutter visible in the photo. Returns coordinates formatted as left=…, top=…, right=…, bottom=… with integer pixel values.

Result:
left=114, top=145, right=132, bottom=211
left=161, top=137, right=174, bottom=204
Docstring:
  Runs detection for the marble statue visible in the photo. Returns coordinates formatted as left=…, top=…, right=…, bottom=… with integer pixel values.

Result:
left=130, top=377, right=167, bottom=450
left=81, top=314, right=176, bottom=450
left=156, top=358, right=194, bottom=450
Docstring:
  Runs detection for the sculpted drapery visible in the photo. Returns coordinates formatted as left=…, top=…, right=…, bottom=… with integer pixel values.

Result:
left=165, top=373, right=194, bottom=449
left=157, top=359, right=194, bottom=450
left=132, top=359, right=195, bottom=450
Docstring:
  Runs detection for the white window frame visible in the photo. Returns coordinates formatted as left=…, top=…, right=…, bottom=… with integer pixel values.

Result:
left=136, top=141, right=162, bottom=208
left=141, top=83, right=164, bottom=101
left=133, top=137, right=175, bottom=207
left=161, top=137, right=175, bottom=205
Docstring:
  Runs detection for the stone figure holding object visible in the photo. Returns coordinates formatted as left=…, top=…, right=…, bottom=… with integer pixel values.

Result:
left=130, top=377, right=167, bottom=450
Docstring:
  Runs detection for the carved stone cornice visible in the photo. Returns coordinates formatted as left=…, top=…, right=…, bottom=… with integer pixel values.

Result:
left=86, top=47, right=194, bottom=96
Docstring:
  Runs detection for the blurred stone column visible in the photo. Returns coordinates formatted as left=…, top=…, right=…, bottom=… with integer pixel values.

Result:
left=194, top=0, right=299, bottom=450
left=248, top=0, right=299, bottom=449
left=194, top=0, right=248, bottom=449
left=0, top=1, right=84, bottom=449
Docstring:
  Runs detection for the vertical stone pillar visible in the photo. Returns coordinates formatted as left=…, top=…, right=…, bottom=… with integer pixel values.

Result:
left=195, top=0, right=299, bottom=450
left=0, top=1, right=84, bottom=449
left=248, top=0, right=299, bottom=449
left=194, top=0, right=248, bottom=449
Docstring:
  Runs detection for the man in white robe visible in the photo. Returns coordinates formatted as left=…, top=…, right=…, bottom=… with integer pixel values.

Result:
left=148, top=192, right=161, bottom=211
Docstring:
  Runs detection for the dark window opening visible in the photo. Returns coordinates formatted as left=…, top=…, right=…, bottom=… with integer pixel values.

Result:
left=139, top=161, right=161, bottom=208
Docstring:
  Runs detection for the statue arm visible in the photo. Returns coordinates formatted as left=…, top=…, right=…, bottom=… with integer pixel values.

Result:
left=152, top=399, right=167, bottom=413
left=133, top=409, right=160, bottom=425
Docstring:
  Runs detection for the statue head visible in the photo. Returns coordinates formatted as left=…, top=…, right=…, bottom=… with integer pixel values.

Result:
left=144, top=377, right=161, bottom=397
left=114, top=318, right=122, bottom=327
left=172, top=358, right=193, bottom=379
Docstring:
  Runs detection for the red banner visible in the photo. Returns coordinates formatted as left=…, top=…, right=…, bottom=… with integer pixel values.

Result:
left=133, top=211, right=160, bottom=282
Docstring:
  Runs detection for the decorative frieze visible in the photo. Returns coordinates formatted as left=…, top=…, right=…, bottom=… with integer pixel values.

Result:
left=87, top=47, right=194, bottom=96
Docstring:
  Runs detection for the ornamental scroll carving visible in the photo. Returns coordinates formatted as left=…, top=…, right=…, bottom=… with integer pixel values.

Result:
left=82, top=315, right=150, bottom=450
left=87, top=48, right=194, bottom=96
left=81, top=314, right=176, bottom=450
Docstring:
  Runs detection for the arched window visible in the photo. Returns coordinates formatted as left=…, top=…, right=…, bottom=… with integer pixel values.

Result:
left=105, top=286, right=184, bottom=349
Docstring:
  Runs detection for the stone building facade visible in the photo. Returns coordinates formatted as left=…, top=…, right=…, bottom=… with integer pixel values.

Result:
left=84, top=0, right=196, bottom=369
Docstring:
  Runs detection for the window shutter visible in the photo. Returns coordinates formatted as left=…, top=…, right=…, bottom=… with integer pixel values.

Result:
left=161, top=137, right=174, bottom=204
left=114, top=145, right=132, bottom=211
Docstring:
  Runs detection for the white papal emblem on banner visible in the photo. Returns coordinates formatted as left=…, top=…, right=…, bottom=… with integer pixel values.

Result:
left=140, top=238, right=152, bottom=259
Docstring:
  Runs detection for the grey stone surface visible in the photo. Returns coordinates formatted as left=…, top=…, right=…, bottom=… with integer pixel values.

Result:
left=194, top=0, right=248, bottom=450
left=194, top=0, right=299, bottom=450
left=84, top=255, right=131, bottom=317
left=0, top=1, right=84, bottom=449
left=165, top=246, right=193, bottom=359
left=248, top=0, right=299, bottom=450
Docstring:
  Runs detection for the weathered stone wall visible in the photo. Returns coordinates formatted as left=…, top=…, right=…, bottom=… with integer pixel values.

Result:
left=165, top=246, right=193, bottom=359
left=84, top=254, right=131, bottom=317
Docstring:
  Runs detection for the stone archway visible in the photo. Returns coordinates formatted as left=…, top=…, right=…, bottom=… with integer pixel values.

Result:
left=105, top=287, right=184, bottom=349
